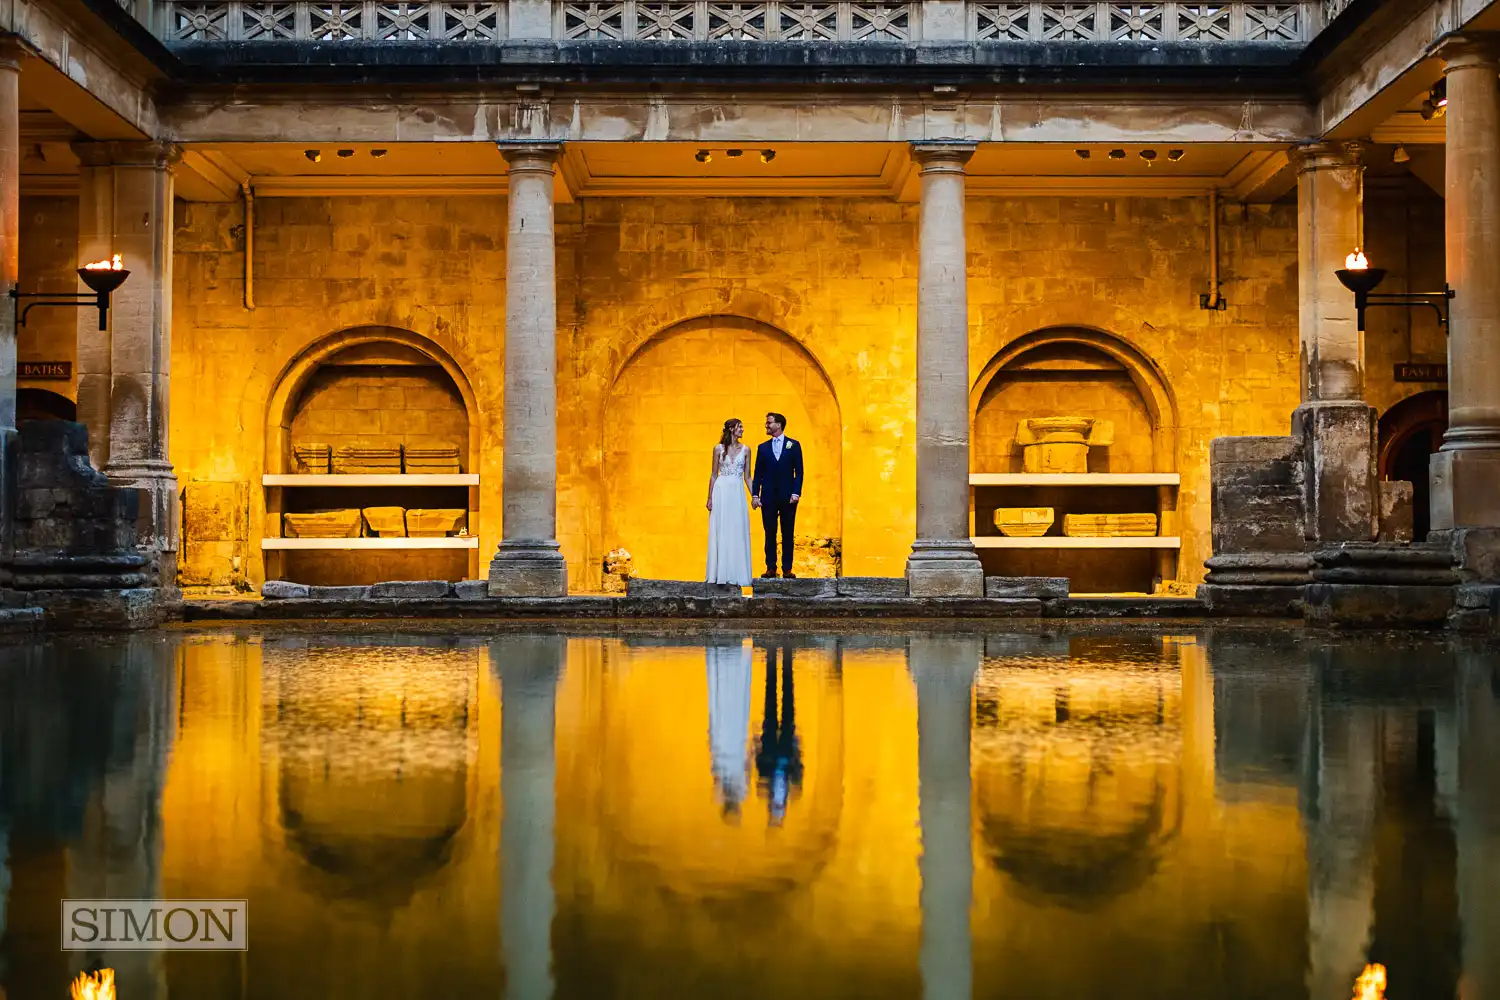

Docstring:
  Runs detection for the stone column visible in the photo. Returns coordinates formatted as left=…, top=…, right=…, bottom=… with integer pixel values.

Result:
left=493, top=635, right=562, bottom=1000
left=1432, top=37, right=1500, bottom=539
left=908, top=636, right=979, bottom=1000
left=907, top=142, right=983, bottom=598
left=1291, top=141, right=1378, bottom=545
left=489, top=143, right=567, bottom=597
left=73, top=141, right=182, bottom=576
left=0, top=41, right=21, bottom=555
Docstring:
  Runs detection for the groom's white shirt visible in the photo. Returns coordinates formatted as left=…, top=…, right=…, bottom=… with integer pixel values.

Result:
left=771, top=433, right=785, bottom=460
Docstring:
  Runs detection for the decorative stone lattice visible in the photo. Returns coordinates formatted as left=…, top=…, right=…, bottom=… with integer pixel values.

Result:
left=162, top=0, right=1323, bottom=42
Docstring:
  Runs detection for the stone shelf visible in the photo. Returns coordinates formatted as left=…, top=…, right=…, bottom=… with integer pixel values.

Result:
left=971, top=536, right=1182, bottom=549
left=968, top=473, right=1180, bottom=486
left=261, top=537, right=479, bottom=550
left=264, top=474, right=479, bottom=486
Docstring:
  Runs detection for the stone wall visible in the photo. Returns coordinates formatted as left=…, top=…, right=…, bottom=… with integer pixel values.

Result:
left=162, top=192, right=1316, bottom=591
left=17, top=196, right=79, bottom=403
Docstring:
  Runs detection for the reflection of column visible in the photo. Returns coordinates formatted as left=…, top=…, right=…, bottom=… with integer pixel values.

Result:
left=489, top=143, right=568, bottom=597
left=1457, top=653, right=1500, bottom=1000
left=73, top=141, right=182, bottom=568
left=0, top=40, right=20, bottom=548
left=909, top=636, right=980, bottom=1000
left=494, top=635, right=563, bottom=1000
left=906, top=142, right=983, bottom=598
left=65, top=634, right=177, bottom=1000
left=1304, top=685, right=1378, bottom=1000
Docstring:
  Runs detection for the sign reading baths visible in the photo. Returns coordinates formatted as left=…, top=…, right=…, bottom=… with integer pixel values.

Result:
left=18, top=361, right=71, bottom=380
left=62, top=900, right=248, bottom=951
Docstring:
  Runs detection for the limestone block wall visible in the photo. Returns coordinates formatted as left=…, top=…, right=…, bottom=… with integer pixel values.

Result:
left=17, top=196, right=80, bottom=404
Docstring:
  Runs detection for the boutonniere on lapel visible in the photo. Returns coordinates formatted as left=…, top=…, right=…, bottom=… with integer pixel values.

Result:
left=786, top=442, right=796, bottom=450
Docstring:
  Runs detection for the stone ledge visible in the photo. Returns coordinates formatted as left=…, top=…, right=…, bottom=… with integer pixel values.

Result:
left=307, top=585, right=372, bottom=601
left=751, top=578, right=836, bottom=598
left=627, top=579, right=745, bottom=599
left=836, top=577, right=908, bottom=599
left=1197, top=583, right=1305, bottom=617
left=1303, top=584, right=1456, bottom=628
left=1051, top=597, right=1209, bottom=618
left=986, top=576, right=1069, bottom=600
left=370, top=580, right=455, bottom=599
left=25, top=588, right=181, bottom=630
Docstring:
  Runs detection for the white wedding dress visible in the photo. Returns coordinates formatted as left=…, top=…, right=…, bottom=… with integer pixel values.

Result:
left=706, top=444, right=753, bottom=586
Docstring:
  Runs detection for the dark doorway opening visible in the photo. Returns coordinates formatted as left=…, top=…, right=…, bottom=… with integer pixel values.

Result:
left=16, top=388, right=76, bottom=423
left=1379, top=391, right=1448, bottom=543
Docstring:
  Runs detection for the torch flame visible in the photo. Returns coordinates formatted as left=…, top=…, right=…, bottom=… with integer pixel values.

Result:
left=82, top=254, right=123, bottom=272
left=1353, top=964, right=1387, bottom=1000
left=69, top=969, right=115, bottom=1000
left=1346, top=249, right=1370, bottom=271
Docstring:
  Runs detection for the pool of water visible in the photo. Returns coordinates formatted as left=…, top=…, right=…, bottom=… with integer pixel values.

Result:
left=0, top=623, right=1496, bottom=1000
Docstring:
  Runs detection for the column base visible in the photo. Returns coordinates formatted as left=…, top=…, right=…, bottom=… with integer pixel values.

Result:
left=103, top=459, right=179, bottom=586
left=1292, top=400, right=1378, bottom=544
left=488, top=540, right=568, bottom=598
left=905, top=539, right=984, bottom=598
left=1431, top=450, right=1500, bottom=531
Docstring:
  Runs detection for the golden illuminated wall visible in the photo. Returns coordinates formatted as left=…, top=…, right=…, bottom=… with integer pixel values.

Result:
left=604, top=317, right=842, bottom=580
left=16, top=196, right=80, bottom=403
left=158, top=188, right=1453, bottom=589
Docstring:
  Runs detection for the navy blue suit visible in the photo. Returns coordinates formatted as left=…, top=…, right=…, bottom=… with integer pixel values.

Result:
left=752, top=436, right=803, bottom=574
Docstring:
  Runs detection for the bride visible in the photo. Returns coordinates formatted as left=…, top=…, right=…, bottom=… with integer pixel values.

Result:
left=705, top=418, right=754, bottom=586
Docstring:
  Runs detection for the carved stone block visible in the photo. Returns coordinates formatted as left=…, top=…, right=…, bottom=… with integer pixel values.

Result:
left=362, top=506, right=408, bottom=537
left=1016, top=417, right=1114, bottom=474
left=1062, top=513, right=1158, bottom=537
left=993, top=507, right=1054, bottom=537
left=283, top=510, right=362, bottom=538
left=407, top=508, right=466, bottom=537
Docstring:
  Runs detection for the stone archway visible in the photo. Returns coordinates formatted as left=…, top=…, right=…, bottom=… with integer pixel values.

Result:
left=602, top=316, right=842, bottom=582
left=1379, top=390, right=1448, bottom=542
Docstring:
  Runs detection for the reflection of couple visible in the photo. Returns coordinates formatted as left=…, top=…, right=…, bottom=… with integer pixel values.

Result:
left=705, top=412, right=805, bottom=587
left=706, top=640, right=803, bottom=823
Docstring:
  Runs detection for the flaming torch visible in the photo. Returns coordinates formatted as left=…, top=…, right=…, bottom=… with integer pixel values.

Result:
left=75, top=255, right=130, bottom=331
left=1353, top=964, right=1387, bottom=1000
left=69, top=969, right=115, bottom=1000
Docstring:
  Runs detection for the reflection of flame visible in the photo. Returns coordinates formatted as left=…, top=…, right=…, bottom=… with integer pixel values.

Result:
left=1353, top=964, right=1387, bottom=1000
left=82, top=254, right=123, bottom=271
left=1345, top=249, right=1370, bottom=271
left=70, top=969, right=115, bottom=1000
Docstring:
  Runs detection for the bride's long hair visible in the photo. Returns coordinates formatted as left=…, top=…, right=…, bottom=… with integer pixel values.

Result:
left=719, top=418, right=742, bottom=451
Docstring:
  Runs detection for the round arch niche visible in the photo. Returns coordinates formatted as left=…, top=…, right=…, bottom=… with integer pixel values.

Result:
left=602, top=316, right=842, bottom=583
left=1379, top=389, right=1448, bottom=542
left=264, top=327, right=481, bottom=585
left=970, top=329, right=1179, bottom=596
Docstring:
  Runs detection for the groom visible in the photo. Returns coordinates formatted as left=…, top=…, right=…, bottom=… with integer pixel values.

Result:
left=751, top=412, right=803, bottom=579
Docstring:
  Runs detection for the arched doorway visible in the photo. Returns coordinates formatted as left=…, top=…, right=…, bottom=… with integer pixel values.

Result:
left=970, top=329, right=1179, bottom=595
left=603, top=317, right=842, bottom=582
left=264, top=328, right=482, bottom=585
left=1378, top=391, right=1448, bottom=543
left=16, top=388, right=76, bottom=423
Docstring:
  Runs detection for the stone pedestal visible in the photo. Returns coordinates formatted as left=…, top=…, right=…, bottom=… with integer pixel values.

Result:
left=489, top=143, right=568, bottom=598
left=1293, top=401, right=1378, bottom=545
left=1432, top=39, right=1500, bottom=540
left=3, top=421, right=174, bottom=629
left=1198, top=436, right=1310, bottom=614
left=905, top=142, right=982, bottom=598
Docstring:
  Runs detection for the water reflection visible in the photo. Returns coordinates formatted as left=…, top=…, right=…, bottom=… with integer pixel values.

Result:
left=0, top=627, right=1497, bottom=1000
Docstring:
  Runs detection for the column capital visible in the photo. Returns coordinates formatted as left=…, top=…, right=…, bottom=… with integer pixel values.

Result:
left=498, top=141, right=564, bottom=170
left=1434, top=33, right=1500, bottom=73
left=0, top=34, right=32, bottom=73
left=71, top=140, right=182, bottom=170
left=1291, top=140, right=1364, bottom=174
left=910, top=141, right=976, bottom=172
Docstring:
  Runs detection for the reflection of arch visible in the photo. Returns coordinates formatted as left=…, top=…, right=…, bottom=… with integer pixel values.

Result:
left=265, top=326, right=481, bottom=475
left=264, top=643, right=479, bottom=909
left=971, top=327, right=1179, bottom=472
left=603, top=317, right=843, bottom=581
left=16, top=388, right=76, bottom=423
left=596, top=643, right=844, bottom=904
left=1379, top=390, right=1447, bottom=542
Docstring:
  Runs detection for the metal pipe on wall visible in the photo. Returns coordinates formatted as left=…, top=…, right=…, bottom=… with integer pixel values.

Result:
left=1201, top=187, right=1225, bottom=310
left=242, top=181, right=255, bottom=311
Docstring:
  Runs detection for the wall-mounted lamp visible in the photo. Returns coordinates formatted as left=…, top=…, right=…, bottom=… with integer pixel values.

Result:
left=1336, top=248, right=1454, bottom=333
left=1393, top=145, right=1411, bottom=164
left=1421, top=79, right=1448, bottom=121
left=9, top=254, right=130, bottom=331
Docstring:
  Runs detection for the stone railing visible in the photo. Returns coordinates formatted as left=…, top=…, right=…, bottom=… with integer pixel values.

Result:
left=157, top=0, right=1348, bottom=44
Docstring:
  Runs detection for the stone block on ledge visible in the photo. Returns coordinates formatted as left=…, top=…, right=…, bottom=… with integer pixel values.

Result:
left=985, top=576, right=1070, bottom=599
left=626, top=579, right=745, bottom=599
left=836, top=577, right=908, bottom=599
left=306, top=585, right=372, bottom=600
left=370, top=580, right=454, bottom=599
left=751, top=577, right=836, bottom=598
left=262, top=580, right=310, bottom=600
left=454, top=580, right=490, bottom=600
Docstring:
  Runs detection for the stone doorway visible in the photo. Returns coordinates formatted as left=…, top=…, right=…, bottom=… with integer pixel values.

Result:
left=602, top=316, right=842, bottom=583
left=1379, top=390, right=1448, bottom=543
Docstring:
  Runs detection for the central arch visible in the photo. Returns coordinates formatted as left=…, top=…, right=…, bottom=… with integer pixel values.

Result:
left=603, top=316, right=842, bottom=582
